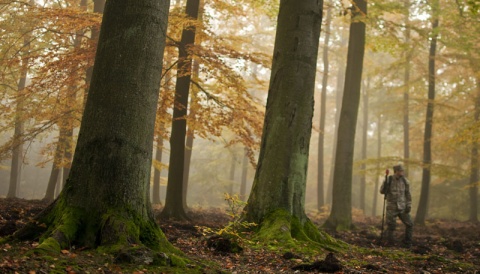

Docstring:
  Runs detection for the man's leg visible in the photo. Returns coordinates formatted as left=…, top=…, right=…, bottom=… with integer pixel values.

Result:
left=385, top=209, right=397, bottom=245
left=399, top=212, right=413, bottom=247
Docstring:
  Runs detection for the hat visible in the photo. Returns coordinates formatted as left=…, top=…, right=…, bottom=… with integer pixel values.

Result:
left=393, top=165, right=404, bottom=172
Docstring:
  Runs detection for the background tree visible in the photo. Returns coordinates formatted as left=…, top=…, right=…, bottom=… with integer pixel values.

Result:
left=415, top=1, right=439, bottom=225
left=324, top=0, right=367, bottom=230
left=160, top=0, right=201, bottom=221
left=317, top=3, right=332, bottom=211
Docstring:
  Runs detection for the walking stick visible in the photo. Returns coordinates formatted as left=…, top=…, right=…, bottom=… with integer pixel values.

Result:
left=380, top=169, right=389, bottom=242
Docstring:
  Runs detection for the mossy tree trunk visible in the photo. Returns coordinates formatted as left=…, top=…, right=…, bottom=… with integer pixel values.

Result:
left=243, top=0, right=339, bottom=248
left=468, top=77, right=480, bottom=223
left=14, top=0, right=179, bottom=259
left=323, top=0, right=367, bottom=231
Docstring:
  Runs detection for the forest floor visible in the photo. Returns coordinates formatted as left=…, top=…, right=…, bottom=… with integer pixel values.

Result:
left=0, top=198, right=479, bottom=273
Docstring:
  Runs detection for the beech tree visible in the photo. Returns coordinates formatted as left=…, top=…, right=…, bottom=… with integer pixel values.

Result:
left=242, top=0, right=339, bottom=248
left=415, top=1, right=439, bottom=225
left=12, top=0, right=183, bottom=261
left=323, top=0, right=367, bottom=230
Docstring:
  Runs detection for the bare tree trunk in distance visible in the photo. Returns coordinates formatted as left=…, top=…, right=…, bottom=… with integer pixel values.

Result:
left=403, top=0, right=411, bottom=176
left=152, top=139, right=164, bottom=205
left=7, top=29, right=31, bottom=198
left=240, top=147, right=248, bottom=199
left=360, top=78, right=369, bottom=213
left=326, top=29, right=348, bottom=205
left=415, top=14, right=439, bottom=225
left=317, top=3, right=332, bottom=211
left=324, top=0, right=367, bottom=231
left=372, top=114, right=382, bottom=216
left=161, top=0, right=200, bottom=221
left=13, top=0, right=179, bottom=258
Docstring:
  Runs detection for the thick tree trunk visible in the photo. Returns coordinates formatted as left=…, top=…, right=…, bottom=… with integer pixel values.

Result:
left=415, top=17, right=439, bottom=226
left=324, top=0, right=367, bottom=231
left=317, top=4, right=331, bottom=211
left=242, top=1, right=342, bottom=250
left=14, top=0, right=178, bottom=259
left=84, top=0, right=105, bottom=105
left=160, top=0, right=200, bottom=221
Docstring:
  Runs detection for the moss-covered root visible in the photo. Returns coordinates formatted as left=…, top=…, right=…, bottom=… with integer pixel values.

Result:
left=254, top=210, right=347, bottom=252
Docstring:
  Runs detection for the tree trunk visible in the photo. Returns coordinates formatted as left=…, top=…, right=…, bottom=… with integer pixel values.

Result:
left=152, top=138, right=164, bottom=205
left=182, top=132, right=194, bottom=209
left=240, top=147, right=248, bottom=200
left=84, top=0, right=105, bottom=105
left=326, top=29, right=347, bottom=205
left=228, top=155, right=236, bottom=194
left=160, top=0, right=200, bottom=221
left=415, top=16, right=439, bottom=226
left=14, top=0, right=179, bottom=259
left=7, top=22, right=32, bottom=198
left=403, top=0, right=411, bottom=176
left=324, top=0, right=367, bottom=231
left=317, top=4, right=331, bottom=211
left=372, top=114, right=382, bottom=216
left=243, top=0, right=341, bottom=249
left=360, top=78, right=369, bottom=213
left=43, top=127, right=67, bottom=202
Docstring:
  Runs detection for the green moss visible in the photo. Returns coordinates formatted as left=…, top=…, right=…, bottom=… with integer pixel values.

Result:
left=35, top=237, right=61, bottom=253
left=252, top=209, right=347, bottom=255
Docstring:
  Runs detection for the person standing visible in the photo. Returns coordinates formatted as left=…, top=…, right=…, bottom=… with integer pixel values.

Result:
left=380, top=165, right=413, bottom=247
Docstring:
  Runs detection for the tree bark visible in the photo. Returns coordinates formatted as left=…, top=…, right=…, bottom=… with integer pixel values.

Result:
left=14, top=0, right=177, bottom=258
left=317, top=4, right=331, bottom=211
left=415, top=16, right=439, bottom=225
left=160, top=0, right=200, bottom=221
left=324, top=0, right=367, bottom=231
left=243, top=0, right=338, bottom=248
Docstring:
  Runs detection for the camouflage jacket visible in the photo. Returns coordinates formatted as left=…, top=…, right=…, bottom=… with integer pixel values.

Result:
left=380, top=175, right=412, bottom=211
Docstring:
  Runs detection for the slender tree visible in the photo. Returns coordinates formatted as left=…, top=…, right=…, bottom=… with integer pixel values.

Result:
left=14, top=0, right=181, bottom=260
left=317, top=3, right=332, bottom=211
left=324, top=0, right=367, bottom=230
left=160, top=0, right=201, bottom=221
left=359, top=78, right=369, bottom=213
left=415, top=4, right=439, bottom=225
left=403, top=0, right=411, bottom=175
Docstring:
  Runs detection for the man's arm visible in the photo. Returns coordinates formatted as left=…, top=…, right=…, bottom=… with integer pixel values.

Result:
left=380, top=175, right=390, bottom=194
